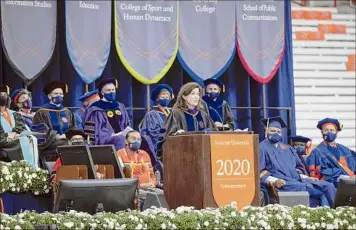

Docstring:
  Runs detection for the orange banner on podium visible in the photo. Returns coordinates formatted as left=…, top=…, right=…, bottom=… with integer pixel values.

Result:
left=210, top=134, right=257, bottom=210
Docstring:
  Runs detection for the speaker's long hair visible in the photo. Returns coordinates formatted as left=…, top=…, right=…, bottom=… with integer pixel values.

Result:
left=173, top=82, right=203, bottom=111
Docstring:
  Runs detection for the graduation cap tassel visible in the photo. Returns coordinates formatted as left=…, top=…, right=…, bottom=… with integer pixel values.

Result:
left=85, top=84, right=89, bottom=93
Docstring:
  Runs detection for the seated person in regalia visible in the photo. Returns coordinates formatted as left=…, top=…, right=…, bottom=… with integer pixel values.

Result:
left=139, top=84, right=173, bottom=151
left=32, top=81, right=75, bottom=151
left=10, top=88, right=35, bottom=128
left=289, top=135, right=312, bottom=167
left=307, top=118, right=356, bottom=187
left=260, top=116, right=336, bottom=207
left=202, top=79, right=234, bottom=131
left=73, top=90, right=100, bottom=129
left=0, top=85, right=39, bottom=168
left=164, top=82, right=217, bottom=136
left=84, top=78, right=131, bottom=150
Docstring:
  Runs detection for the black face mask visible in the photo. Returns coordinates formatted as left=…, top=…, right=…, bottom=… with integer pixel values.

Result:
left=0, top=95, right=8, bottom=107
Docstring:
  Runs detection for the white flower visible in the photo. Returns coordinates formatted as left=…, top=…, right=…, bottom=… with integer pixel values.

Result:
left=31, top=173, right=37, bottom=178
left=42, top=178, right=46, bottom=182
left=171, top=224, right=177, bottom=229
left=14, top=225, right=21, bottom=230
left=327, top=212, right=334, bottom=219
left=64, top=222, right=74, bottom=228
left=231, top=211, right=237, bottom=217
left=45, top=189, right=50, bottom=194
left=301, top=223, right=306, bottom=229
left=321, top=223, right=327, bottom=228
left=25, top=167, right=29, bottom=171
left=1, top=166, right=10, bottom=175
left=11, top=188, right=16, bottom=192
left=326, top=224, right=334, bottom=229
left=135, top=224, right=142, bottom=230
left=204, top=221, right=209, bottom=227
left=121, top=224, right=126, bottom=229
left=17, top=171, right=23, bottom=177
left=34, top=191, right=39, bottom=195
left=161, top=223, right=166, bottom=229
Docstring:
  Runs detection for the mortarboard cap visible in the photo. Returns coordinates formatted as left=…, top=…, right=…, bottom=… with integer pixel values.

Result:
left=65, top=128, right=88, bottom=140
left=10, top=88, right=23, bottom=104
left=43, top=81, right=68, bottom=95
left=0, top=85, right=10, bottom=95
left=97, top=78, right=118, bottom=91
left=289, top=135, right=311, bottom=143
left=203, top=78, right=225, bottom=92
left=261, top=116, right=287, bottom=129
left=78, top=89, right=99, bottom=102
left=150, top=84, right=174, bottom=102
left=317, top=118, right=343, bottom=131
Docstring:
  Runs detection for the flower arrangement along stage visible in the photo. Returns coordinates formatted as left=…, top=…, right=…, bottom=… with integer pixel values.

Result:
left=1, top=205, right=356, bottom=230
left=0, top=161, right=50, bottom=195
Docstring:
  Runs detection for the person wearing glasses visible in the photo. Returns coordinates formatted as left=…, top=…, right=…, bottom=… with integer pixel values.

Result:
left=259, top=116, right=335, bottom=207
left=307, top=118, right=356, bottom=187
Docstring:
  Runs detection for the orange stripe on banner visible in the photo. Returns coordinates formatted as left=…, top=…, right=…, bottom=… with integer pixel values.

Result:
left=348, top=55, right=355, bottom=63
left=295, top=31, right=325, bottom=40
left=318, top=24, right=347, bottom=34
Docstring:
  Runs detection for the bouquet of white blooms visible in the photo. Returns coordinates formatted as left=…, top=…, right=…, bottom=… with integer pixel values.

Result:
left=1, top=205, right=356, bottom=230
left=0, top=161, right=50, bottom=195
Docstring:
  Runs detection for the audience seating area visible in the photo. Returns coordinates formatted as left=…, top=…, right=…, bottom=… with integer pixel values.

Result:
left=291, top=5, right=356, bottom=150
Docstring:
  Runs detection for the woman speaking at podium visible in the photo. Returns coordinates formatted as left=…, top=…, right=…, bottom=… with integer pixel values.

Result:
left=164, top=82, right=217, bottom=136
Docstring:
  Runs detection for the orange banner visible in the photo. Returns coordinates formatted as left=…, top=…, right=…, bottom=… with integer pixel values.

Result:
left=291, top=10, right=306, bottom=19
left=318, top=24, right=347, bottom=34
left=210, top=134, right=257, bottom=210
left=295, top=31, right=325, bottom=40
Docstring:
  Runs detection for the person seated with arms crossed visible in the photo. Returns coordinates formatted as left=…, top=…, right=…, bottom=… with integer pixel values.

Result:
left=202, top=78, right=234, bottom=131
left=117, top=130, right=162, bottom=209
left=260, top=116, right=336, bottom=207
left=307, top=118, right=356, bottom=187
left=164, top=82, right=217, bottom=136
left=51, top=128, right=104, bottom=184
left=0, top=85, right=39, bottom=168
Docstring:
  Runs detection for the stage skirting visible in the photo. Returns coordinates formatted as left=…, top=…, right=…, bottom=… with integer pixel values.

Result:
left=0, top=192, right=52, bottom=215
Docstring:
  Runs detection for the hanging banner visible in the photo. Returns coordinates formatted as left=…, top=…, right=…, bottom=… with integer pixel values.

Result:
left=236, top=1, right=285, bottom=84
left=66, top=1, right=111, bottom=84
left=114, top=1, right=178, bottom=85
left=1, top=0, right=56, bottom=84
left=178, top=1, right=235, bottom=82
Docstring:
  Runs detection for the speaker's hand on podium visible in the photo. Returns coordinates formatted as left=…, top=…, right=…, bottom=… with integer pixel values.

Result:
left=174, top=129, right=185, bottom=135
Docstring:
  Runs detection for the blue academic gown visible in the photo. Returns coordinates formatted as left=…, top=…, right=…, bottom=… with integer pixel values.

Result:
left=74, top=107, right=85, bottom=129
left=84, top=100, right=130, bottom=150
left=202, top=95, right=234, bottom=130
left=0, top=109, right=38, bottom=168
left=307, top=141, right=356, bottom=186
left=259, top=139, right=336, bottom=207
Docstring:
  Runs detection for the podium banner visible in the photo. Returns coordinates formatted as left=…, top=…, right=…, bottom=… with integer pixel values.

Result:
left=236, top=1, right=285, bottom=84
left=210, top=134, right=256, bottom=209
left=66, top=1, right=111, bottom=84
left=114, top=1, right=178, bottom=85
left=178, top=1, right=235, bottom=82
left=1, top=0, right=57, bottom=84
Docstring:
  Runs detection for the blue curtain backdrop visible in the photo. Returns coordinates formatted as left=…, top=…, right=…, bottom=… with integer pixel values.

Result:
left=0, top=0, right=295, bottom=142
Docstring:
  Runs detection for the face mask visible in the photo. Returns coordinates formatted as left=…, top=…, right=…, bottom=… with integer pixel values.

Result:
left=51, top=95, right=63, bottom=105
left=157, top=99, right=170, bottom=107
left=323, top=132, right=337, bottom=143
left=103, top=92, right=116, bottom=102
left=129, top=141, right=141, bottom=151
left=0, top=95, right=8, bottom=106
left=295, top=146, right=306, bottom=155
left=21, top=99, right=32, bottom=109
left=207, top=92, right=220, bottom=99
left=71, top=141, right=84, bottom=146
left=267, top=133, right=282, bottom=143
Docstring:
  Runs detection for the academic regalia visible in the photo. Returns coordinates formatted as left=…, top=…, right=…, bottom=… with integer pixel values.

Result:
left=307, top=142, right=355, bottom=186
left=289, top=135, right=312, bottom=168
left=202, top=95, right=234, bottom=130
left=84, top=100, right=130, bottom=150
left=259, top=139, right=336, bottom=207
left=74, top=90, right=100, bottom=129
left=0, top=109, right=39, bottom=168
left=164, top=108, right=217, bottom=137
left=33, top=103, right=75, bottom=135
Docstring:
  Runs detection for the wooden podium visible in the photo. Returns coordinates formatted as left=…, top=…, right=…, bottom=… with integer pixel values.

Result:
left=163, top=132, right=260, bottom=210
